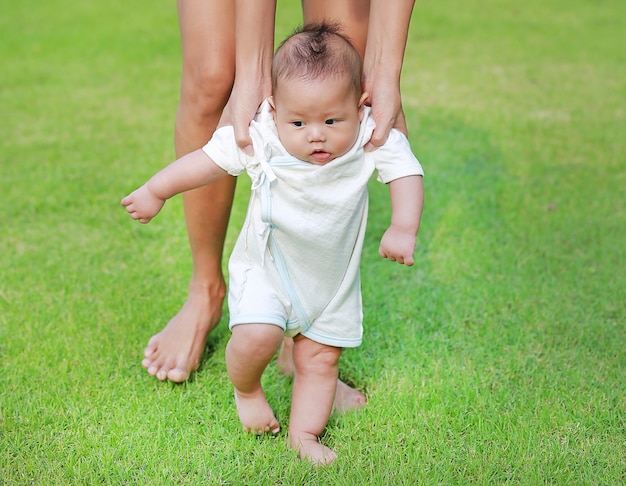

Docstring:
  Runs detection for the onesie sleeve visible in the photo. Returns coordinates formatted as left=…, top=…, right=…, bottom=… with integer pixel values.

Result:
left=370, top=128, right=424, bottom=184
left=201, top=126, right=249, bottom=176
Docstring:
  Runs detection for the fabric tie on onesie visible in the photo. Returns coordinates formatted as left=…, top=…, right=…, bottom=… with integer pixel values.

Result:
left=251, top=144, right=277, bottom=190
left=254, top=143, right=277, bottom=267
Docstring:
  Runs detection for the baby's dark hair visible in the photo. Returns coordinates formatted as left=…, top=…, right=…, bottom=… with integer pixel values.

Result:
left=272, top=22, right=362, bottom=97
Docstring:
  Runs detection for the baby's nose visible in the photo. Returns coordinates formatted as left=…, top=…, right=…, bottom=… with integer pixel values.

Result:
left=307, top=126, right=326, bottom=142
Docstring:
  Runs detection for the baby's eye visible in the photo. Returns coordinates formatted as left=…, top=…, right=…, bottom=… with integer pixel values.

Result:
left=292, top=121, right=304, bottom=127
left=325, top=119, right=337, bottom=125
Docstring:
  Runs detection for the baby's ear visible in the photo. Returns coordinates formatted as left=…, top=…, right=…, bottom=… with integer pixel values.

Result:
left=268, top=96, right=278, bottom=121
left=358, top=92, right=369, bottom=120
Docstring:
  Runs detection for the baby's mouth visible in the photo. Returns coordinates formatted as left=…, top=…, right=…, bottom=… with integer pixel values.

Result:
left=311, top=150, right=331, bottom=163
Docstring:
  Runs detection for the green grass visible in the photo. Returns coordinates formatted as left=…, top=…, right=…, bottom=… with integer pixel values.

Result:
left=1, top=0, right=624, bottom=484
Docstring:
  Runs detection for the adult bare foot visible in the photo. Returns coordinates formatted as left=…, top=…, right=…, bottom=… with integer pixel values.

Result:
left=276, top=338, right=296, bottom=376
left=334, top=380, right=367, bottom=413
left=290, top=432, right=337, bottom=465
left=142, top=280, right=225, bottom=382
left=234, top=389, right=280, bottom=434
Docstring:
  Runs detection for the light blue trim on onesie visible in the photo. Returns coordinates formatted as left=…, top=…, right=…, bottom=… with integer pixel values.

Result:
left=302, top=328, right=362, bottom=348
left=268, top=155, right=309, bottom=167
left=268, top=231, right=312, bottom=334
left=258, top=153, right=314, bottom=335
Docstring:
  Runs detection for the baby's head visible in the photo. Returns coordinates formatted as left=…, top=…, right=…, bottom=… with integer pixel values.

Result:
left=269, top=22, right=368, bottom=165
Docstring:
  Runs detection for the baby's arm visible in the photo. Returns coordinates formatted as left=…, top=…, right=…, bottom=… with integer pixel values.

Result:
left=379, top=175, right=424, bottom=266
left=121, top=149, right=228, bottom=224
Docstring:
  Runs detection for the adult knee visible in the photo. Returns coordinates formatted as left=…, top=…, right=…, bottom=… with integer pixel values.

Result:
left=180, top=63, right=234, bottom=121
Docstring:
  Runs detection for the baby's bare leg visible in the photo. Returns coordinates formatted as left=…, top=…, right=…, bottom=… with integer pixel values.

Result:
left=226, top=324, right=284, bottom=434
left=289, top=335, right=342, bottom=465
left=278, top=338, right=367, bottom=413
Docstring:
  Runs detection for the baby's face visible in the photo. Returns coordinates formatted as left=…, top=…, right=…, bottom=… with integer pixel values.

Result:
left=270, top=77, right=365, bottom=165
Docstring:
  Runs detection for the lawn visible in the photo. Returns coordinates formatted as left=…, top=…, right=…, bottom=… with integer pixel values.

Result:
left=1, top=0, right=624, bottom=484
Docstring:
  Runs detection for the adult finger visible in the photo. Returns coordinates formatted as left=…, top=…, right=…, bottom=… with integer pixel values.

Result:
left=233, top=120, right=254, bottom=156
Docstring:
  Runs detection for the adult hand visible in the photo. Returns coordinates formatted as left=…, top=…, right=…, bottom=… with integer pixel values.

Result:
left=218, top=77, right=271, bottom=156
left=363, top=75, right=408, bottom=152
left=219, top=0, right=275, bottom=156
left=362, top=0, right=414, bottom=151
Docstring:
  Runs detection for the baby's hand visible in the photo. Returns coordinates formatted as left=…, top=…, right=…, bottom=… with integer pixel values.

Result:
left=121, top=184, right=165, bottom=224
left=378, top=226, right=416, bottom=266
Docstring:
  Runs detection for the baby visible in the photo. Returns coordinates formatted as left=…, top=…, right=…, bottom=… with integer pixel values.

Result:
left=122, top=22, right=424, bottom=464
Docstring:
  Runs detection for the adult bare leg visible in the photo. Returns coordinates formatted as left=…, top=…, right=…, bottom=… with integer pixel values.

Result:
left=301, top=0, right=370, bottom=57
left=142, top=0, right=236, bottom=382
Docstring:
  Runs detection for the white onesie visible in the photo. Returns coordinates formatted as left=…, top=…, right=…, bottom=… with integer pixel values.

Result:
left=203, top=100, right=423, bottom=348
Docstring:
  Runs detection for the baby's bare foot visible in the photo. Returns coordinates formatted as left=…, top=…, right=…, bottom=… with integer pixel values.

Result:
left=333, top=380, right=367, bottom=413
left=234, top=389, right=280, bottom=434
left=290, top=433, right=337, bottom=465
left=142, top=280, right=225, bottom=382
